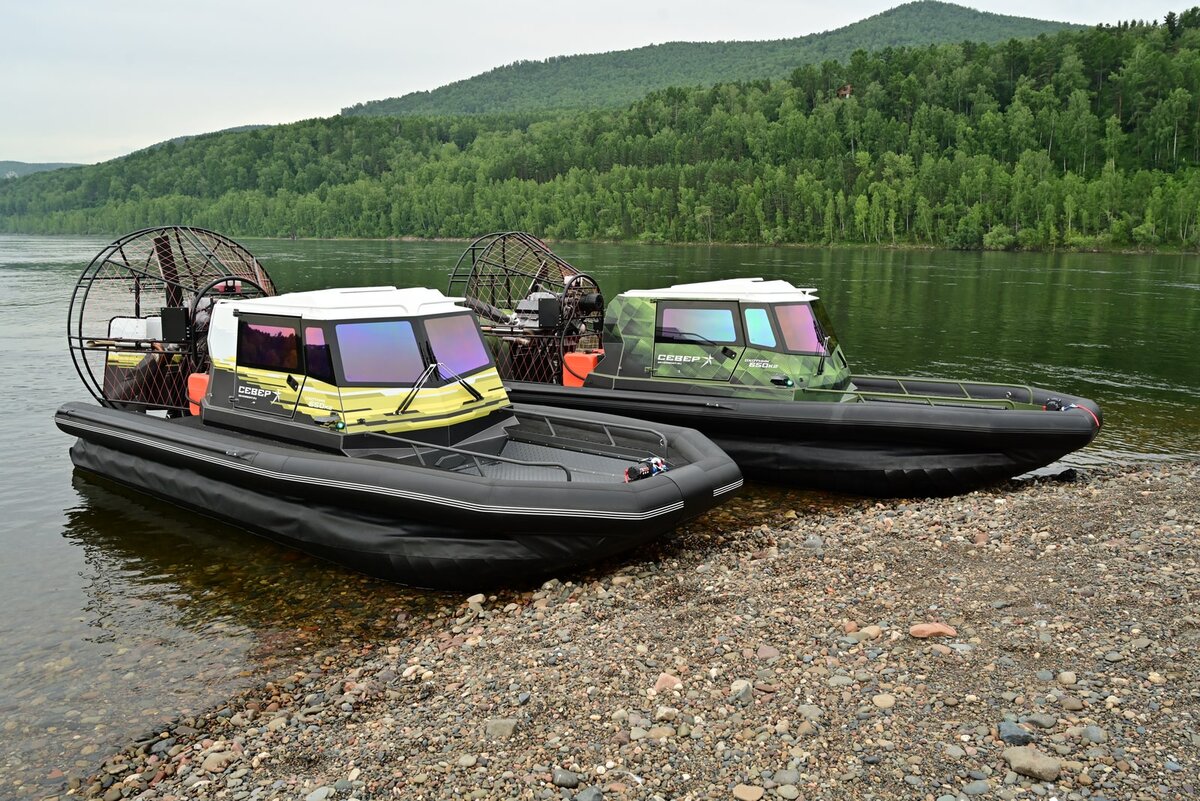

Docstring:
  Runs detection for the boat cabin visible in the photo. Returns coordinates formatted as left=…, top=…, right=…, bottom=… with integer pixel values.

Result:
left=581, top=278, right=853, bottom=395
left=199, top=286, right=511, bottom=442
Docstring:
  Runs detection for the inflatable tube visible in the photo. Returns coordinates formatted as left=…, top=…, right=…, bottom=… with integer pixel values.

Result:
left=55, top=402, right=741, bottom=588
left=499, top=381, right=1101, bottom=497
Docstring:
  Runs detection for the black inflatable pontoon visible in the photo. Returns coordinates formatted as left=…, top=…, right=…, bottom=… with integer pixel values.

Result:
left=448, top=233, right=1102, bottom=497
left=55, top=229, right=741, bottom=588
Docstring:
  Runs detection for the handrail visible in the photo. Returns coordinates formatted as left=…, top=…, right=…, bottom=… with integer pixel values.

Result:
left=358, top=431, right=573, bottom=481
left=853, top=374, right=1038, bottom=404
left=77, top=338, right=174, bottom=350
left=514, top=408, right=669, bottom=452
left=802, top=386, right=1021, bottom=409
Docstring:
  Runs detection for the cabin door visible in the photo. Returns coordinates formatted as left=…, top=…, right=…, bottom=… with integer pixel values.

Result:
left=651, top=302, right=743, bottom=382
left=233, top=314, right=304, bottom=418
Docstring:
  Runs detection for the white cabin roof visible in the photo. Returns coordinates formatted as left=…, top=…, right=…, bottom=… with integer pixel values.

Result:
left=621, top=278, right=818, bottom=303
left=224, top=286, right=468, bottom=321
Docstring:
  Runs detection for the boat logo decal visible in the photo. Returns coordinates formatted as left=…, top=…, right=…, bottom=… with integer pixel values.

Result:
left=657, top=353, right=715, bottom=366
left=238, top=385, right=280, bottom=403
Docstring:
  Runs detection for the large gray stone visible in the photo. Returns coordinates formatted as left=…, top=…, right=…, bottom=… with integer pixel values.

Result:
left=484, top=718, right=519, bottom=738
left=1021, top=713, right=1057, bottom=729
left=773, top=769, right=801, bottom=785
left=553, top=769, right=580, bottom=788
left=1003, top=746, right=1061, bottom=781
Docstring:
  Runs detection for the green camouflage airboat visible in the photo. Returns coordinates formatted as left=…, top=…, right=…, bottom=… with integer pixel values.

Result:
left=449, top=232, right=1103, bottom=497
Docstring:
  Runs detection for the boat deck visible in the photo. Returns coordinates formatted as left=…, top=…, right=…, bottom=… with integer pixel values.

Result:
left=362, top=439, right=639, bottom=483
left=169, top=410, right=650, bottom=484
left=497, top=440, right=636, bottom=482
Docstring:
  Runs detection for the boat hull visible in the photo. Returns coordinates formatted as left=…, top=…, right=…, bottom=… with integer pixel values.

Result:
left=55, top=402, right=741, bottom=588
left=500, top=381, right=1102, bottom=497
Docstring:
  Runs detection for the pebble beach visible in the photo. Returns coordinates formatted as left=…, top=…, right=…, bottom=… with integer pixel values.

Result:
left=43, top=463, right=1200, bottom=801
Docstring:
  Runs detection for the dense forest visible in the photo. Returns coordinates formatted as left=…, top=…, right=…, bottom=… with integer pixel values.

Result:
left=343, top=1, right=1079, bottom=117
left=2, top=12, right=1200, bottom=252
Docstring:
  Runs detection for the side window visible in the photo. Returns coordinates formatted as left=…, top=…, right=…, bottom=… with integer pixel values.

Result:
left=656, top=305, right=738, bottom=345
left=304, top=325, right=336, bottom=384
left=743, top=307, right=777, bottom=348
left=238, top=319, right=300, bottom=371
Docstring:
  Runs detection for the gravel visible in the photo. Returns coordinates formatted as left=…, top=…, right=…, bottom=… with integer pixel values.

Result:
left=62, top=463, right=1200, bottom=800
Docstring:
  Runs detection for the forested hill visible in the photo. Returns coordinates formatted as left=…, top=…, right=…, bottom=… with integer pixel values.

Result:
left=342, top=1, right=1081, bottom=117
left=3, top=14, right=1200, bottom=253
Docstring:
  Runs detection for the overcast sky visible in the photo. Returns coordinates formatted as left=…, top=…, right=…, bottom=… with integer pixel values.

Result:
left=1, top=0, right=1165, bottom=164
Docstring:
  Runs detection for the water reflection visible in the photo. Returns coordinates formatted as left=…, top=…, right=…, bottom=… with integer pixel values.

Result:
left=63, top=473, right=439, bottom=643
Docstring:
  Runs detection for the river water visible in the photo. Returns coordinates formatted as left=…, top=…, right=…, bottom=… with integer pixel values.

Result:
left=0, top=235, right=1197, bottom=797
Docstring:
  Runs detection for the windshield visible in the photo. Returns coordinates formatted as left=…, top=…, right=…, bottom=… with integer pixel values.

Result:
left=424, top=313, right=491, bottom=376
left=775, top=303, right=826, bottom=354
left=335, top=320, right=425, bottom=384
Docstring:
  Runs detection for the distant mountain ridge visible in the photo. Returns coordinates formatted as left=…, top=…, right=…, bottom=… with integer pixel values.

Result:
left=140, top=124, right=270, bottom=153
left=1, top=161, right=79, bottom=179
left=343, top=0, right=1082, bottom=117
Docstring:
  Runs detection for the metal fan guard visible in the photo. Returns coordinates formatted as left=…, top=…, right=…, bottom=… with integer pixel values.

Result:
left=448, top=232, right=604, bottom=385
left=67, top=227, right=275, bottom=412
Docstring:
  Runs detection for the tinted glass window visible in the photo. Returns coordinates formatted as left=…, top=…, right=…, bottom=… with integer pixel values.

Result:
left=811, top=301, right=840, bottom=353
left=424, top=314, right=490, bottom=376
left=335, top=321, right=424, bottom=384
left=658, top=307, right=737, bottom=344
left=304, top=326, right=336, bottom=384
left=238, top=321, right=299, bottom=371
left=775, top=304, right=825, bottom=353
left=743, top=307, right=776, bottom=347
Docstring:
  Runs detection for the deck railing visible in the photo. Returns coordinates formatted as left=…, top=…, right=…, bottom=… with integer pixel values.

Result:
left=358, top=432, right=573, bottom=481
left=804, top=375, right=1038, bottom=409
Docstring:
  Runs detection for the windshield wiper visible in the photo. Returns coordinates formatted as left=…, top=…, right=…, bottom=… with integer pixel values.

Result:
left=423, top=339, right=438, bottom=377
left=440, top=362, right=484, bottom=403
left=395, top=363, right=438, bottom=415
left=425, top=339, right=484, bottom=403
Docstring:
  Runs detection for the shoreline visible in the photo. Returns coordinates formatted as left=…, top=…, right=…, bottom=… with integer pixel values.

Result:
left=4, top=231, right=1196, bottom=257
left=56, top=463, right=1199, bottom=800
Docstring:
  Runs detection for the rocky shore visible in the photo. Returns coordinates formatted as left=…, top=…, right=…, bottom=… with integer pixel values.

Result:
left=57, top=464, right=1198, bottom=801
